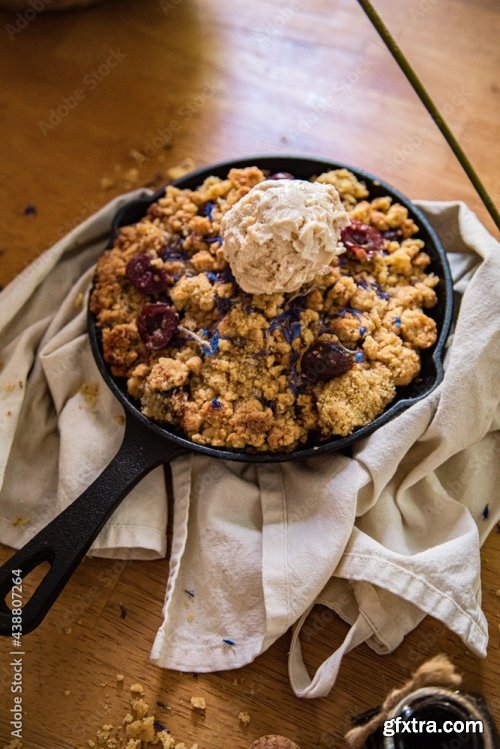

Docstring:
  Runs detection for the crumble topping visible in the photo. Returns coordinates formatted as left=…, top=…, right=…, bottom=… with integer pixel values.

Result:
left=91, top=166, right=439, bottom=451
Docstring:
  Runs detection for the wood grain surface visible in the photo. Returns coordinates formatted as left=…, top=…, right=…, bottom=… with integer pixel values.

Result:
left=0, top=0, right=499, bottom=747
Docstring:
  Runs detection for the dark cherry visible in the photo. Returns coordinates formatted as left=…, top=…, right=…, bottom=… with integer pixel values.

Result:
left=126, top=253, right=169, bottom=294
left=137, top=303, right=179, bottom=350
left=301, top=341, right=354, bottom=383
left=341, top=220, right=385, bottom=261
left=268, top=172, right=295, bottom=180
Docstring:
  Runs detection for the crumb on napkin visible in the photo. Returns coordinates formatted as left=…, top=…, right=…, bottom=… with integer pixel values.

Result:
left=79, top=382, right=99, bottom=410
left=12, top=516, right=30, bottom=527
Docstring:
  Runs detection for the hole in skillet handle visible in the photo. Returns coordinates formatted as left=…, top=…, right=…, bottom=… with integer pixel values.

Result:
left=0, top=546, right=57, bottom=636
left=104, top=155, right=454, bottom=461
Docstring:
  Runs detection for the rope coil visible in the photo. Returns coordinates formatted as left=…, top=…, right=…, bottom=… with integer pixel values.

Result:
left=344, top=654, right=462, bottom=748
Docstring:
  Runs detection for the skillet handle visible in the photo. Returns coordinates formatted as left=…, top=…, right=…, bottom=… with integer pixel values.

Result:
left=0, top=416, right=183, bottom=636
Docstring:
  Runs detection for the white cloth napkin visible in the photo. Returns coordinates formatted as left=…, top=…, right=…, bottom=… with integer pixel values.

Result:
left=0, top=193, right=168, bottom=559
left=1, top=195, right=499, bottom=698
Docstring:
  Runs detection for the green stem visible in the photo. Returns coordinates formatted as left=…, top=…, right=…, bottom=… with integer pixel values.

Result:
left=356, top=0, right=499, bottom=231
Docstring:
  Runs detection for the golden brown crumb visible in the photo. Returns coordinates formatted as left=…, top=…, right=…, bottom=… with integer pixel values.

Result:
left=190, top=696, right=206, bottom=711
left=155, top=734, right=175, bottom=749
left=147, top=358, right=189, bottom=391
left=12, top=516, right=30, bottom=527
left=400, top=309, right=437, bottom=348
left=129, top=683, right=145, bottom=696
left=116, top=673, right=124, bottom=683
left=125, top=741, right=140, bottom=749
left=316, top=168, right=369, bottom=207
left=100, top=176, right=115, bottom=191
left=96, top=724, right=113, bottom=743
left=129, top=149, right=146, bottom=163
left=79, top=382, right=99, bottom=410
left=317, top=366, right=396, bottom=437
left=126, top=715, right=155, bottom=742
left=167, top=158, right=196, bottom=180
left=131, top=697, right=149, bottom=719
left=124, top=167, right=140, bottom=185
left=238, top=711, right=251, bottom=726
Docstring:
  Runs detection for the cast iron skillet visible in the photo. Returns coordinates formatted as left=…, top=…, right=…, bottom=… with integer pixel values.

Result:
left=0, top=156, right=453, bottom=635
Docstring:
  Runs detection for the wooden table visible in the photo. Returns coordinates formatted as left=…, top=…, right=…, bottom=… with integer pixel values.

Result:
left=0, top=1, right=499, bottom=747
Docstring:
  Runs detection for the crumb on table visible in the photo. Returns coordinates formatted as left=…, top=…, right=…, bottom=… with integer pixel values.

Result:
left=80, top=681, right=201, bottom=749
left=190, top=695, right=206, bottom=711
left=129, top=683, right=145, bottom=696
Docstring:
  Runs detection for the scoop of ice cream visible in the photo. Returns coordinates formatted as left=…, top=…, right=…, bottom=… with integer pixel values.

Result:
left=220, top=179, right=348, bottom=294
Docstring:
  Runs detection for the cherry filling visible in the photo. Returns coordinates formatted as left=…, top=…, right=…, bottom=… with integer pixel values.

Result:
left=341, top=220, right=385, bottom=261
left=301, top=341, right=354, bottom=383
left=126, top=253, right=170, bottom=294
left=137, top=303, right=179, bottom=350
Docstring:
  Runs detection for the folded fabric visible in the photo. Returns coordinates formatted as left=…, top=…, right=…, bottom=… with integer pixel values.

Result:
left=151, top=202, right=500, bottom=698
left=0, top=196, right=498, bottom=698
left=0, top=193, right=168, bottom=559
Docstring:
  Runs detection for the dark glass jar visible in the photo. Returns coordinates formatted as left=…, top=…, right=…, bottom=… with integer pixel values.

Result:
left=383, top=688, right=498, bottom=749
left=358, top=687, right=499, bottom=749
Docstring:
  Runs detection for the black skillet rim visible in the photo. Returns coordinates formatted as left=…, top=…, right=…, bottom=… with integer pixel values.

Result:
left=88, top=155, right=454, bottom=463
